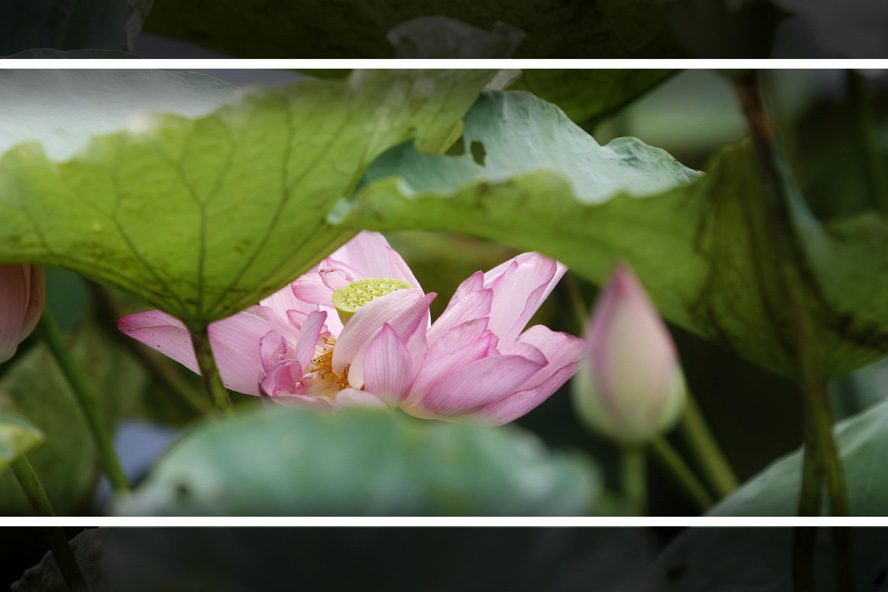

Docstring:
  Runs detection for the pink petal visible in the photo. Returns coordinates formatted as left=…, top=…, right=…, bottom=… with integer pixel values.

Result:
left=363, top=323, right=415, bottom=406
left=286, top=309, right=309, bottom=330
left=485, top=253, right=566, bottom=343
left=331, top=288, right=431, bottom=376
left=289, top=307, right=342, bottom=338
left=259, top=359, right=304, bottom=397
left=318, top=259, right=361, bottom=291
left=290, top=272, right=337, bottom=307
left=345, top=291, right=434, bottom=389
left=260, top=281, right=320, bottom=324
left=322, top=307, right=344, bottom=336
left=402, top=314, right=429, bottom=370
left=499, top=340, right=547, bottom=366
left=450, top=270, right=485, bottom=303
left=331, top=388, right=391, bottom=412
left=405, top=333, right=497, bottom=406
left=426, top=317, right=490, bottom=360
left=501, top=325, right=585, bottom=391
left=462, top=327, right=586, bottom=425
left=463, top=361, right=580, bottom=426
left=406, top=352, right=544, bottom=419
left=295, top=310, right=327, bottom=371
left=288, top=261, right=361, bottom=337
left=118, top=310, right=200, bottom=375
left=0, top=265, right=30, bottom=363
left=259, top=330, right=290, bottom=373
left=386, top=245, right=423, bottom=290
left=427, top=288, right=492, bottom=347
left=120, top=307, right=285, bottom=396
left=327, top=231, right=401, bottom=281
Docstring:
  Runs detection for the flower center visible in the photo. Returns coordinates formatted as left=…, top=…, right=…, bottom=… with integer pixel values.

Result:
left=303, top=336, right=351, bottom=394
left=331, top=277, right=412, bottom=324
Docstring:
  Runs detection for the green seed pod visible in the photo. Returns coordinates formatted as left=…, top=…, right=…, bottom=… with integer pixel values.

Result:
left=332, top=278, right=412, bottom=325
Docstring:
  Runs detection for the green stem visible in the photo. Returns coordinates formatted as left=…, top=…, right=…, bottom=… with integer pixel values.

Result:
left=799, top=376, right=853, bottom=591
left=793, top=435, right=822, bottom=592
left=734, top=72, right=852, bottom=592
left=36, top=309, right=129, bottom=493
left=735, top=72, right=850, bottom=517
left=803, top=379, right=848, bottom=516
left=188, top=324, right=234, bottom=418
left=11, top=455, right=56, bottom=516
left=10, top=456, right=89, bottom=592
left=848, top=70, right=888, bottom=215
left=796, top=412, right=823, bottom=518
left=678, top=392, right=739, bottom=499
left=620, top=446, right=646, bottom=514
left=87, top=282, right=210, bottom=415
left=651, top=437, right=714, bottom=513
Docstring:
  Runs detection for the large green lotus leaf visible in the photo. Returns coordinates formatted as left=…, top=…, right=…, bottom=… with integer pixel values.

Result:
left=341, top=91, right=888, bottom=378
left=0, top=413, right=44, bottom=472
left=0, top=70, right=235, bottom=163
left=116, top=406, right=600, bottom=516
left=509, top=70, right=674, bottom=125
left=0, top=0, right=152, bottom=55
left=143, top=0, right=684, bottom=59
left=0, top=323, right=146, bottom=515
left=0, top=69, right=496, bottom=324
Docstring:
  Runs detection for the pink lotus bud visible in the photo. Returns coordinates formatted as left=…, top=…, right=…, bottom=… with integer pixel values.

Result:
left=0, top=265, right=46, bottom=363
left=572, top=264, right=686, bottom=445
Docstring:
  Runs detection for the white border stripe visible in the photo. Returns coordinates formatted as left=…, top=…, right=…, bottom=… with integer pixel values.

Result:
left=1, top=59, right=888, bottom=69
left=1, top=517, right=887, bottom=527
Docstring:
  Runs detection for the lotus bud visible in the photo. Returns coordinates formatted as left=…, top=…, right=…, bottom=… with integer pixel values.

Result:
left=0, top=265, right=46, bottom=363
left=572, top=264, right=686, bottom=445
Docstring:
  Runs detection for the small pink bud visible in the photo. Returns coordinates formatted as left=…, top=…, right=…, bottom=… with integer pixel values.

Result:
left=572, top=264, right=686, bottom=445
left=0, top=265, right=46, bottom=363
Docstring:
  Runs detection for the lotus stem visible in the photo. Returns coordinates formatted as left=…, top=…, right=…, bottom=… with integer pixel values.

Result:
left=36, top=309, right=129, bottom=493
left=188, top=324, right=234, bottom=418
left=651, top=436, right=714, bottom=513
left=620, top=445, right=647, bottom=514
left=10, top=455, right=89, bottom=591
left=678, top=392, right=739, bottom=499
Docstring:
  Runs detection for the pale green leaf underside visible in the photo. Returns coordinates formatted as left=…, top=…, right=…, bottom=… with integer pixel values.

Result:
left=116, top=406, right=600, bottom=516
left=343, top=91, right=888, bottom=378
left=0, top=70, right=236, bottom=161
left=0, top=69, right=495, bottom=325
left=0, top=414, right=44, bottom=472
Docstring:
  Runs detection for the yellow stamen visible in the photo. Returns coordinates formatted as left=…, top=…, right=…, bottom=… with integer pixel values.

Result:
left=310, top=338, right=350, bottom=390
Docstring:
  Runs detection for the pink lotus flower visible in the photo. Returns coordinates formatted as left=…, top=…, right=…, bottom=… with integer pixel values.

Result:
left=120, top=232, right=585, bottom=425
left=0, top=265, right=46, bottom=363
left=572, top=264, right=686, bottom=444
